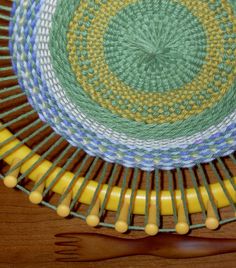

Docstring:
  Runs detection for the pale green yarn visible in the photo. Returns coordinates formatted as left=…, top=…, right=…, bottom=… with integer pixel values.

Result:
left=229, top=0, right=236, bottom=13
left=103, top=1, right=207, bottom=92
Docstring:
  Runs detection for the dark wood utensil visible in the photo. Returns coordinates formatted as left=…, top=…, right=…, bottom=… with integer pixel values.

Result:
left=55, top=232, right=236, bottom=262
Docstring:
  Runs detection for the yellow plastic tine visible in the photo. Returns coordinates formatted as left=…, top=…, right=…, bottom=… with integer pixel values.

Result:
left=3, top=158, right=21, bottom=188
left=86, top=198, right=100, bottom=227
left=29, top=174, right=45, bottom=204
left=145, top=202, right=159, bottom=236
left=176, top=200, right=190, bottom=235
left=57, top=190, right=72, bottom=218
left=115, top=200, right=129, bottom=233
left=205, top=200, right=219, bottom=230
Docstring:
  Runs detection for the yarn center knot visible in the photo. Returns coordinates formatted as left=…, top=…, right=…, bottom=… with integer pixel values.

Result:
left=125, top=29, right=180, bottom=72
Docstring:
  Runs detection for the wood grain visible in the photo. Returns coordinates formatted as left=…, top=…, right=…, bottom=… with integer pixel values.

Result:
left=0, top=183, right=235, bottom=268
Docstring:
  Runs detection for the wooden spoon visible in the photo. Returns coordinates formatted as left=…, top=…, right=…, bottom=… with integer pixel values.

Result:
left=55, top=232, right=236, bottom=262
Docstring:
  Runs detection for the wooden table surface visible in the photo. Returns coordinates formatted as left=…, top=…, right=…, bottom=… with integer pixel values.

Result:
left=0, top=183, right=235, bottom=268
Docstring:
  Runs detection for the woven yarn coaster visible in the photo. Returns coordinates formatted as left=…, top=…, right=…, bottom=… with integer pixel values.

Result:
left=9, top=0, right=236, bottom=171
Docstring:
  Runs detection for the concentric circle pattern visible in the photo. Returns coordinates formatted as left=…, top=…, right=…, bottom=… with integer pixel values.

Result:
left=9, top=0, right=236, bottom=171
left=103, top=2, right=207, bottom=93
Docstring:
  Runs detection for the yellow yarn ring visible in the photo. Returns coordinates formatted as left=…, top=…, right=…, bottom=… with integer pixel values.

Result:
left=1, top=125, right=235, bottom=215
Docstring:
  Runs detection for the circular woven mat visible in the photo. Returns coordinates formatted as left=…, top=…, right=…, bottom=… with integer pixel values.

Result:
left=1, top=0, right=236, bottom=235
left=9, top=0, right=236, bottom=171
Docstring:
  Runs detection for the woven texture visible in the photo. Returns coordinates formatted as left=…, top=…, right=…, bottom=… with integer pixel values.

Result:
left=9, top=0, right=236, bottom=171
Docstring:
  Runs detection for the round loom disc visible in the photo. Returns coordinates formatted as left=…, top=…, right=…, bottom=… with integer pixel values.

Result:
left=9, top=0, right=236, bottom=171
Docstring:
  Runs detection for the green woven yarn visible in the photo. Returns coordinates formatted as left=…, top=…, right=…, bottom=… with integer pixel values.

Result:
left=103, top=1, right=207, bottom=93
left=229, top=0, right=236, bottom=12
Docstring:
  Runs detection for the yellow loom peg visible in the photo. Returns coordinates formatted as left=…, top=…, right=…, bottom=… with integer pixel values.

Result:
left=115, top=199, right=130, bottom=233
left=3, top=158, right=21, bottom=188
left=56, top=189, right=72, bottom=218
left=29, top=173, right=45, bottom=204
left=86, top=198, right=100, bottom=227
left=205, top=200, right=219, bottom=230
left=145, top=202, right=159, bottom=236
left=175, top=200, right=190, bottom=235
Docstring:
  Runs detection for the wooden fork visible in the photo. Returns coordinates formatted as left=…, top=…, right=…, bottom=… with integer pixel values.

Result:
left=55, top=232, right=236, bottom=262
